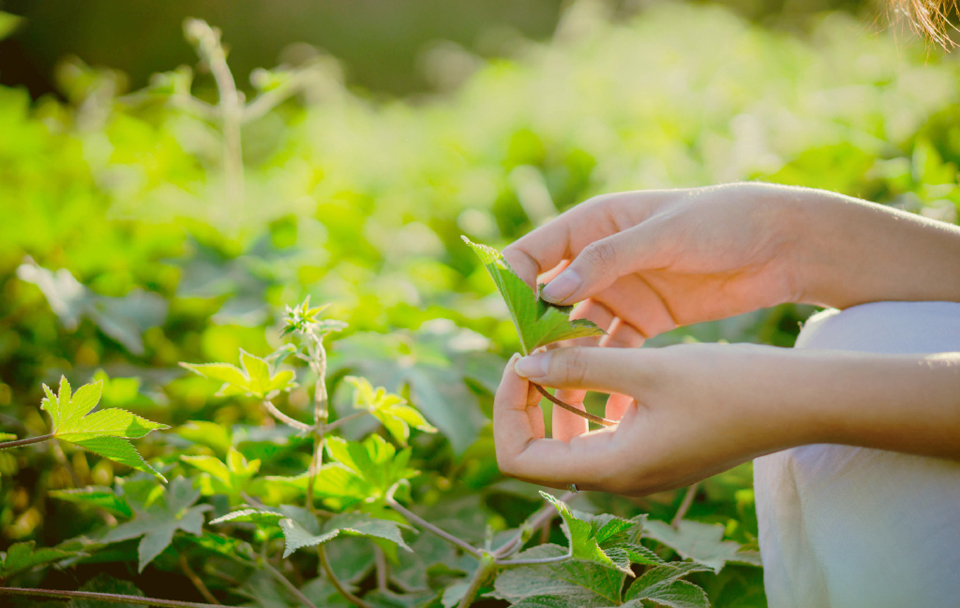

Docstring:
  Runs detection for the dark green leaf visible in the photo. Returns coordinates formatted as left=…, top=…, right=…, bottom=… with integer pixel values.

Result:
left=0, top=541, right=77, bottom=579
left=493, top=544, right=625, bottom=607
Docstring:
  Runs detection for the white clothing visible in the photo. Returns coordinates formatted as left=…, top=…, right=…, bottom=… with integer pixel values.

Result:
left=754, top=301, right=960, bottom=608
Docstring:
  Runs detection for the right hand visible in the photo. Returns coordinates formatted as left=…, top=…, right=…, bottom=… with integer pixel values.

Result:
left=502, top=181, right=813, bottom=347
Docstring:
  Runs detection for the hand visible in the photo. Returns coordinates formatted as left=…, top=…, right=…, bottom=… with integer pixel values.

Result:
left=502, top=182, right=810, bottom=346
left=494, top=344, right=960, bottom=494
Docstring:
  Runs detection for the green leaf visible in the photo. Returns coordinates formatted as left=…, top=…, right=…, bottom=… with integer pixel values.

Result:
left=210, top=508, right=284, bottom=526
left=41, top=377, right=168, bottom=481
left=180, top=349, right=298, bottom=398
left=643, top=519, right=750, bottom=573
left=493, top=544, right=625, bottom=607
left=278, top=513, right=412, bottom=558
left=69, top=573, right=145, bottom=608
left=181, top=447, right=260, bottom=499
left=540, top=491, right=653, bottom=575
left=100, top=477, right=212, bottom=572
left=325, top=435, right=418, bottom=498
left=0, top=432, right=16, bottom=441
left=462, top=237, right=605, bottom=355
left=345, top=376, right=437, bottom=444
left=49, top=486, right=133, bottom=519
left=0, top=541, right=77, bottom=579
left=0, top=11, right=24, bottom=41
left=623, top=563, right=712, bottom=607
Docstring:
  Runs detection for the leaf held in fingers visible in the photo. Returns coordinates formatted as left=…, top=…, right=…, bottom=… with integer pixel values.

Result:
left=462, top=237, right=605, bottom=355
left=40, top=377, right=168, bottom=481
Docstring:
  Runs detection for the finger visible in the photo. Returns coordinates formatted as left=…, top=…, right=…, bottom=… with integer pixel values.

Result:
left=497, top=423, right=623, bottom=490
left=514, top=346, right=646, bottom=395
left=493, top=355, right=546, bottom=467
left=604, top=392, right=636, bottom=421
left=540, top=222, right=668, bottom=306
left=591, top=273, right=679, bottom=339
left=599, top=317, right=645, bottom=349
left=502, top=194, right=654, bottom=288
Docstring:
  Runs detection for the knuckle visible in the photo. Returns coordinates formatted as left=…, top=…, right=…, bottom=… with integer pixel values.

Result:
left=553, top=347, right=589, bottom=386
left=579, top=239, right=617, bottom=272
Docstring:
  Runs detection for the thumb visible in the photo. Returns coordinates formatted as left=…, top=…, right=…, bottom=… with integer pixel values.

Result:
left=514, top=346, right=644, bottom=396
left=540, top=224, right=657, bottom=305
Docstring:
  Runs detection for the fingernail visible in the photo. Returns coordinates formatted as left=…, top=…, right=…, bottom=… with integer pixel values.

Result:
left=515, top=352, right=550, bottom=379
left=541, top=270, right=581, bottom=304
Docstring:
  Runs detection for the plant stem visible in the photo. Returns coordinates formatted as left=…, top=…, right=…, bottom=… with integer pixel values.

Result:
left=318, top=544, right=373, bottom=608
left=321, top=410, right=371, bottom=433
left=494, top=551, right=572, bottom=566
left=0, top=587, right=222, bottom=608
left=385, top=490, right=482, bottom=559
left=263, top=561, right=319, bottom=608
left=533, top=384, right=615, bottom=427
left=671, top=482, right=700, bottom=528
left=305, top=335, right=330, bottom=515
left=179, top=554, right=220, bottom=605
left=455, top=555, right=495, bottom=608
left=0, top=433, right=54, bottom=450
left=261, top=399, right=312, bottom=433
left=493, top=491, right=573, bottom=558
left=374, top=545, right=389, bottom=592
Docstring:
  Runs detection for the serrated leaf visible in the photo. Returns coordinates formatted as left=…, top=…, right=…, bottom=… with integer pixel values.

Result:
left=41, top=377, right=167, bottom=481
left=211, top=508, right=284, bottom=526
left=540, top=491, right=644, bottom=575
left=180, top=349, right=297, bottom=399
left=0, top=541, right=77, bottom=579
left=325, top=435, right=417, bottom=498
left=344, top=376, right=437, bottom=444
left=508, top=596, right=583, bottom=608
left=182, top=447, right=260, bottom=499
left=623, top=563, right=712, bottom=606
left=643, top=520, right=747, bottom=573
left=50, top=486, right=133, bottom=519
left=100, top=478, right=212, bottom=572
left=493, top=544, right=625, bottom=607
left=279, top=513, right=412, bottom=558
left=462, top=237, right=605, bottom=355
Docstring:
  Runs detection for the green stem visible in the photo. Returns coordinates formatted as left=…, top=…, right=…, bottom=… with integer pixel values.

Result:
left=261, top=399, right=312, bottom=433
left=455, top=555, right=495, bottom=608
left=386, top=486, right=481, bottom=558
left=671, top=482, right=700, bottom=528
left=321, top=410, right=370, bottom=433
left=318, top=544, right=373, bottom=608
left=0, top=433, right=54, bottom=450
left=493, top=491, right=573, bottom=558
left=263, top=561, right=319, bottom=608
left=534, top=384, right=615, bottom=427
left=0, top=587, right=222, bottom=608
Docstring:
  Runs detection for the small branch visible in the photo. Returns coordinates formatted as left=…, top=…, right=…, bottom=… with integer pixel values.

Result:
left=455, top=556, right=495, bottom=608
left=493, top=491, right=573, bottom=558
left=671, top=482, right=700, bottom=528
left=494, top=551, right=572, bottom=566
left=261, top=400, right=312, bottom=433
left=534, top=384, right=615, bottom=427
left=263, top=561, right=319, bottom=608
left=0, top=433, right=54, bottom=450
left=318, top=544, right=373, bottom=608
left=386, top=486, right=482, bottom=559
left=374, top=545, right=388, bottom=593
left=320, top=411, right=370, bottom=433
left=179, top=554, right=220, bottom=605
left=0, top=587, right=222, bottom=608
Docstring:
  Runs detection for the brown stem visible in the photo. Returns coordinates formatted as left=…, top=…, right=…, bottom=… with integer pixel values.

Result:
left=0, top=587, right=222, bottom=608
left=0, top=433, right=54, bottom=450
left=318, top=544, right=372, bottom=608
left=385, top=486, right=481, bottom=559
left=263, top=561, right=319, bottom=608
left=671, top=482, right=700, bottom=528
left=533, top=384, right=615, bottom=427
left=179, top=554, right=220, bottom=605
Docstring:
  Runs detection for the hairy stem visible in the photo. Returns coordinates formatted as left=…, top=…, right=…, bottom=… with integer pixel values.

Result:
left=374, top=545, right=389, bottom=592
left=671, top=482, right=700, bottom=528
left=494, top=551, right=572, bottom=566
left=263, top=561, right=319, bottom=608
left=455, top=555, right=495, bottom=608
left=305, top=335, right=329, bottom=515
left=321, top=410, right=370, bottom=433
left=0, top=587, right=222, bottom=608
left=319, top=544, right=373, bottom=608
left=0, top=433, right=54, bottom=450
left=262, top=400, right=312, bottom=433
left=179, top=554, right=220, bottom=605
left=386, top=490, right=481, bottom=559
left=533, top=384, right=615, bottom=427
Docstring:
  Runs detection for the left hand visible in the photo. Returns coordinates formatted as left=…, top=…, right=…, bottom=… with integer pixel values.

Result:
left=494, top=343, right=817, bottom=495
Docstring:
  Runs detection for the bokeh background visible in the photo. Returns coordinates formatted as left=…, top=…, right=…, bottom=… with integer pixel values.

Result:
left=2, top=0, right=960, bottom=605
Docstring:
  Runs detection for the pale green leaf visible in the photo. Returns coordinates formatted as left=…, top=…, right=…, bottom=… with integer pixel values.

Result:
left=325, top=435, right=417, bottom=496
left=180, top=351, right=297, bottom=398
left=0, top=541, right=77, bottom=578
left=278, top=518, right=341, bottom=558
left=210, top=509, right=284, bottom=526
left=181, top=455, right=232, bottom=484
left=643, top=519, right=749, bottom=573
left=493, top=544, right=625, bottom=607
left=0, top=432, right=17, bottom=441
left=69, top=436, right=166, bottom=483
left=279, top=512, right=412, bottom=559
left=0, top=11, right=24, bottom=41
left=462, top=237, right=605, bottom=355
left=345, top=376, right=437, bottom=444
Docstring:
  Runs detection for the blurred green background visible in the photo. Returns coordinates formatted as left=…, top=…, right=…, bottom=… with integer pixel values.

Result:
left=1, top=0, right=959, bottom=605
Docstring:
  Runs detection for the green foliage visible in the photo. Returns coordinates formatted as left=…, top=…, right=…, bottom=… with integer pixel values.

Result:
left=345, top=376, right=437, bottom=445
left=0, top=541, right=77, bottom=579
left=40, top=377, right=168, bottom=481
left=463, top=237, right=605, bottom=355
left=279, top=512, right=413, bottom=558
left=180, top=349, right=298, bottom=399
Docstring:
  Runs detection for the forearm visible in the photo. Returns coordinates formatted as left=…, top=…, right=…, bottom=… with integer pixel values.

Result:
left=791, top=190, right=960, bottom=308
left=767, top=350, right=960, bottom=460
